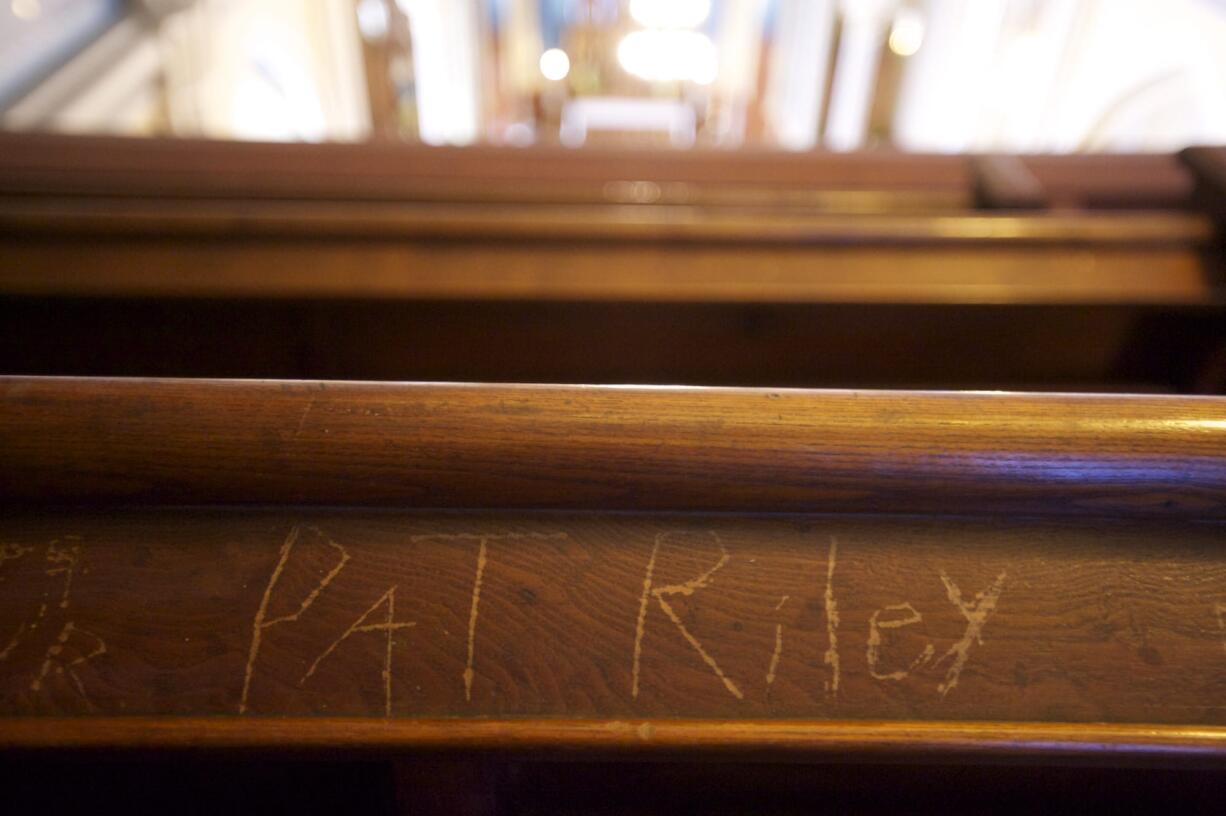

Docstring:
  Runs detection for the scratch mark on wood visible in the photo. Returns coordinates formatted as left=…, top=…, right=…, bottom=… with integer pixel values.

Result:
left=655, top=595, right=743, bottom=700
left=410, top=532, right=567, bottom=702
left=30, top=621, right=106, bottom=701
left=636, top=531, right=743, bottom=700
left=300, top=586, right=415, bottom=717
left=631, top=534, right=661, bottom=699
left=0, top=542, right=32, bottom=571
left=0, top=622, right=26, bottom=661
left=464, top=538, right=488, bottom=702
left=240, top=525, right=350, bottom=714
left=292, top=397, right=316, bottom=439
left=866, top=602, right=935, bottom=681
left=383, top=589, right=400, bottom=716
left=1215, top=602, right=1226, bottom=657
left=2, top=538, right=83, bottom=667
left=45, top=539, right=80, bottom=609
left=766, top=595, right=788, bottom=686
left=823, top=536, right=840, bottom=695
left=934, top=569, right=1007, bottom=696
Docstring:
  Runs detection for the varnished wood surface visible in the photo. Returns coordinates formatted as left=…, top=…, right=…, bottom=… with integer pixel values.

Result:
left=0, top=133, right=967, bottom=202
left=0, top=141, right=1217, bottom=308
left=1022, top=153, right=1195, bottom=210
left=0, top=181, right=966, bottom=214
left=0, top=509, right=1223, bottom=725
left=2, top=378, right=1225, bottom=515
left=0, top=133, right=1194, bottom=210
left=0, top=199, right=1211, bottom=244
left=0, top=233, right=1217, bottom=306
left=3, top=717, right=1226, bottom=759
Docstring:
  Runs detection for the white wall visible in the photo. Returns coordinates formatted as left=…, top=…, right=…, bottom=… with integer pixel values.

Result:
left=893, top=0, right=1226, bottom=153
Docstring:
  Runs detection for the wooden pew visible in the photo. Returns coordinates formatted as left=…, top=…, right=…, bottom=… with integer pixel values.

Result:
left=0, top=134, right=1223, bottom=393
left=0, top=132, right=1196, bottom=210
left=1, top=377, right=1225, bottom=812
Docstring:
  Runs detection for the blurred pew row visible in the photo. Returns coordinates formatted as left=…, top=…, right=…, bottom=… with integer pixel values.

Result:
left=1, top=133, right=1223, bottom=392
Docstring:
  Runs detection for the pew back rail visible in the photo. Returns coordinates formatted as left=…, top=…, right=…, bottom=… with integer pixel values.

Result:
left=1, top=378, right=1224, bottom=760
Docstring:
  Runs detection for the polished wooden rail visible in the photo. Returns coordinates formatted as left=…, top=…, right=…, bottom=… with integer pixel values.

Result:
left=0, top=133, right=1196, bottom=210
left=1, top=198, right=1211, bottom=244
left=0, top=378, right=1224, bottom=764
left=2, top=378, right=1224, bottom=515
left=3, top=718, right=1225, bottom=759
left=2, top=212, right=1212, bottom=305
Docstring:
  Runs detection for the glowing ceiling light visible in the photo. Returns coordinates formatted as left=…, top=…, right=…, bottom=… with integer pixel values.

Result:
left=628, top=0, right=711, bottom=30
left=355, top=0, right=389, bottom=40
left=888, top=9, right=925, bottom=57
left=617, top=30, right=717, bottom=85
left=10, top=0, right=40, bottom=21
left=539, top=48, right=570, bottom=81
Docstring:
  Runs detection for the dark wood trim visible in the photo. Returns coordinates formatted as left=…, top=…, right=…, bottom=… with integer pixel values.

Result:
left=0, top=198, right=1210, bottom=245
left=2, top=717, right=1224, bottom=760
left=971, top=156, right=1049, bottom=210
left=1183, top=146, right=1226, bottom=226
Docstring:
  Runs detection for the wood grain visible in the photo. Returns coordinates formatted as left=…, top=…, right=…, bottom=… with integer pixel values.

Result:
left=0, top=509, right=1223, bottom=725
left=1, top=141, right=1216, bottom=317
left=1, top=378, right=1224, bottom=516
left=2, top=233, right=1214, bottom=305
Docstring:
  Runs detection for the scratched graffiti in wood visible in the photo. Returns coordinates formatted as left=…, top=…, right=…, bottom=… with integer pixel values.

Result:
left=0, top=510, right=1223, bottom=723
left=0, top=536, right=106, bottom=711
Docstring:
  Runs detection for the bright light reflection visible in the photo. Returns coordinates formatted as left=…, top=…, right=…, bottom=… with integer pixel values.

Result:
left=628, top=0, right=711, bottom=29
left=10, top=0, right=40, bottom=21
left=888, top=9, right=925, bottom=57
left=355, top=0, right=389, bottom=40
left=539, top=48, right=570, bottom=81
left=617, top=30, right=717, bottom=85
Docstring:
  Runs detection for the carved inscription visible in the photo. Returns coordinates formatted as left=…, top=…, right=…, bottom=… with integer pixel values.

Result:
left=3, top=522, right=1018, bottom=714
left=867, top=603, right=934, bottom=681
left=30, top=622, right=107, bottom=700
left=12, top=510, right=1217, bottom=724
left=465, top=538, right=487, bottom=701
left=633, top=531, right=742, bottom=700
left=822, top=537, right=840, bottom=696
left=300, top=587, right=415, bottom=717
left=766, top=595, right=788, bottom=687
left=0, top=536, right=107, bottom=708
left=933, top=570, right=1007, bottom=696
left=233, top=526, right=1011, bottom=710
left=409, top=533, right=569, bottom=703
left=240, top=525, right=351, bottom=714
